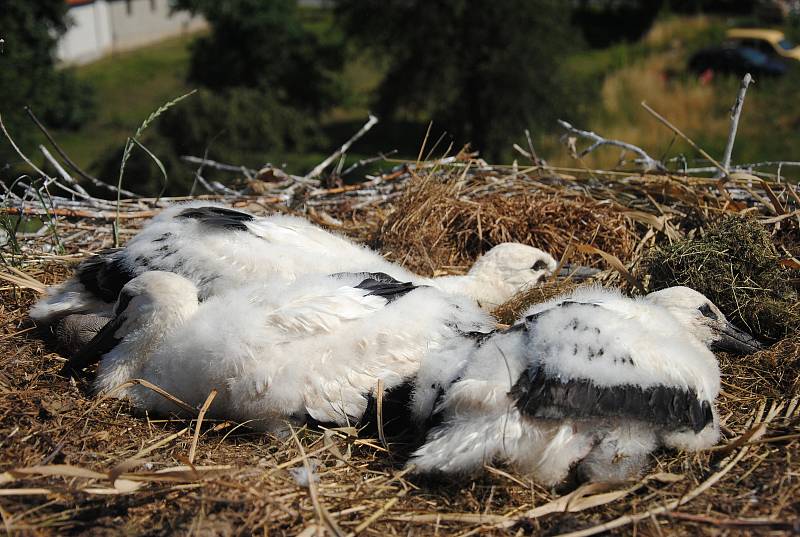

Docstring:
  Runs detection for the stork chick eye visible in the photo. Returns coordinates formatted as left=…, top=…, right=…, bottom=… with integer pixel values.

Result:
left=531, top=260, right=549, bottom=270
left=698, top=303, right=719, bottom=321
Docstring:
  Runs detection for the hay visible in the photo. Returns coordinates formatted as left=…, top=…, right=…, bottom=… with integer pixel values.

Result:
left=646, top=215, right=800, bottom=341
left=375, top=170, right=639, bottom=276
left=492, top=279, right=581, bottom=325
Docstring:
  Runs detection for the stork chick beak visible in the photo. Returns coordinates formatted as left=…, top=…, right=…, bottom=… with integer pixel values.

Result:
left=710, top=321, right=763, bottom=355
left=557, top=264, right=602, bottom=281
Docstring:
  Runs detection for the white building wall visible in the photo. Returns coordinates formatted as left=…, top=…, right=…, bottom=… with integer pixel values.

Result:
left=57, top=2, right=113, bottom=64
left=106, top=0, right=206, bottom=52
left=57, top=0, right=206, bottom=65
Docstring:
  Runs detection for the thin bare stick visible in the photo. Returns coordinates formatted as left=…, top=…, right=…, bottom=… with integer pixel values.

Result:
left=25, top=107, right=141, bottom=198
left=342, top=150, right=397, bottom=176
left=719, top=73, right=753, bottom=176
left=305, top=114, right=378, bottom=180
left=181, top=155, right=259, bottom=176
left=188, top=389, right=217, bottom=464
left=640, top=101, right=726, bottom=174
left=525, top=128, right=541, bottom=165
left=0, top=113, right=53, bottom=181
left=558, top=120, right=666, bottom=172
left=289, top=426, right=345, bottom=537
left=376, top=380, right=388, bottom=451
left=39, top=146, right=93, bottom=200
left=416, top=121, right=434, bottom=164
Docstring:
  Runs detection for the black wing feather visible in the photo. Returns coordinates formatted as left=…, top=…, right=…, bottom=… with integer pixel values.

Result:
left=511, top=366, right=713, bottom=433
left=176, top=206, right=254, bottom=231
left=333, top=272, right=421, bottom=304
left=76, top=249, right=137, bottom=303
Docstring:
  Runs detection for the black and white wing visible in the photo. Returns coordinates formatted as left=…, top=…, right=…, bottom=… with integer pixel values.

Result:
left=511, top=300, right=719, bottom=434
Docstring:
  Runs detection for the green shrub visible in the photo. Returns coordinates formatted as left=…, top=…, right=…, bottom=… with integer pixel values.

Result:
left=92, top=89, right=323, bottom=197
left=0, top=1, right=95, bottom=166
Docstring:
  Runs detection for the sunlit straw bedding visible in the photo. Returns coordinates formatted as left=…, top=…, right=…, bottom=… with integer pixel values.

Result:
left=1, top=160, right=798, bottom=535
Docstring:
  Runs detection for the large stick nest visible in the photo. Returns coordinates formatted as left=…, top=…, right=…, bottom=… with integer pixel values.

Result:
left=1, top=161, right=798, bottom=535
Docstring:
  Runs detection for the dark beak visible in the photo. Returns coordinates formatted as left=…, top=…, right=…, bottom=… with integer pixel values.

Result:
left=61, top=314, right=125, bottom=377
left=557, top=264, right=602, bottom=281
left=710, top=321, right=763, bottom=355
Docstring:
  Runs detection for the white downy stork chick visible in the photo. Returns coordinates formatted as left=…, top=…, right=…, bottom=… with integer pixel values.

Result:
left=409, top=286, right=761, bottom=485
left=67, top=270, right=495, bottom=433
left=30, top=203, right=556, bottom=333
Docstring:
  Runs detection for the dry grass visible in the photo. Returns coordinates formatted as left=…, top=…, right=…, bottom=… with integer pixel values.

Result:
left=375, top=170, right=638, bottom=276
left=601, top=59, right=725, bottom=142
left=1, top=161, right=799, bottom=535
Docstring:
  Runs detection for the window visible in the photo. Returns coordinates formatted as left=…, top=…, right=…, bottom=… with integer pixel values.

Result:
left=125, top=0, right=132, bottom=15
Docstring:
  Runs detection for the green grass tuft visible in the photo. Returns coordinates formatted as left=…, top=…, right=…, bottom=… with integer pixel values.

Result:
left=646, top=215, right=799, bottom=341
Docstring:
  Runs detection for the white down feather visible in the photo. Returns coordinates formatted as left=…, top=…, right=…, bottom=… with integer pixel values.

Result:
left=31, top=201, right=557, bottom=324
left=409, top=286, right=727, bottom=485
left=93, top=271, right=495, bottom=434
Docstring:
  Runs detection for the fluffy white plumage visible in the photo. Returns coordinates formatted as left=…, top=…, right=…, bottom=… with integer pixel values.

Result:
left=408, top=286, right=756, bottom=484
left=30, top=202, right=557, bottom=327
left=84, top=271, right=495, bottom=433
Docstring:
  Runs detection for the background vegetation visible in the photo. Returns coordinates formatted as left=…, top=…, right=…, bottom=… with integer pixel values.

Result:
left=1, top=0, right=798, bottom=196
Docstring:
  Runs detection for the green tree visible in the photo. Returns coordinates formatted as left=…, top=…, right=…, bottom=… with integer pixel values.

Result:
left=100, top=0, right=344, bottom=196
left=0, top=1, right=94, bottom=167
left=173, top=0, right=343, bottom=114
left=94, top=88, right=322, bottom=197
left=573, top=0, right=664, bottom=47
left=335, top=0, right=584, bottom=160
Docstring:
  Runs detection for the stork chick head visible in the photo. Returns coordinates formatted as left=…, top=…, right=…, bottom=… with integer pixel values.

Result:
left=468, top=243, right=557, bottom=289
left=68, top=271, right=200, bottom=390
left=646, top=286, right=761, bottom=354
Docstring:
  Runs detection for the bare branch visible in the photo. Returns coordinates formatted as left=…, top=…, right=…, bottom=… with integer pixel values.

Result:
left=25, top=107, right=141, bottom=199
left=39, top=145, right=94, bottom=201
left=640, top=101, right=726, bottom=174
left=719, top=73, right=753, bottom=177
left=558, top=120, right=667, bottom=172
left=181, top=155, right=259, bottom=176
left=305, top=114, right=379, bottom=180
left=342, top=150, right=397, bottom=176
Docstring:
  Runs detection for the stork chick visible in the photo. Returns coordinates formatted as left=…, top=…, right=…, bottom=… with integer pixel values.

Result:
left=66, top=271, right=494, bottom=433
left=409, top=286, right=761, bottom=484
left=30, top=203, right=556, bottom=332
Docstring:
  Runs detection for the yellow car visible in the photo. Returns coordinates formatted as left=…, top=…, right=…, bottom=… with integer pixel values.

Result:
left=726, top=28, right=800, bottom=61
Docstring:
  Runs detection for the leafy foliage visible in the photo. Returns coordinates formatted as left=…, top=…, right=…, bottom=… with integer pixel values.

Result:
left=94, top=88, right=322, bottom=197
left=335, top=0, right=586, bottom=160
left=572, top=0, right=665, bottom=47
left=173, top=0, right=343, bottom=114
left=0, top=0, right=95, bottom=166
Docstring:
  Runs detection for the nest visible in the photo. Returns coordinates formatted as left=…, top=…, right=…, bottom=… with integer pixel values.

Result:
left=375, top=170, right=639, bottom=275
left=646, top=215, right=800, bottom=341
left=1, top=157, right=799, bottom=535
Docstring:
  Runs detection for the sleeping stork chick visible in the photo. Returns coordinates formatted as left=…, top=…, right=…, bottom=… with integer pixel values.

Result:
left=408, top=286, right=761, bottom=485
left=30, top=202, right=556, bottom=344
left=65, top=270, right=495, bottom=433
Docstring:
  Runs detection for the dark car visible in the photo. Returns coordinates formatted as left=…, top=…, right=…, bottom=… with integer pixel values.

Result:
left=688, top=46, right=789, bottom=77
